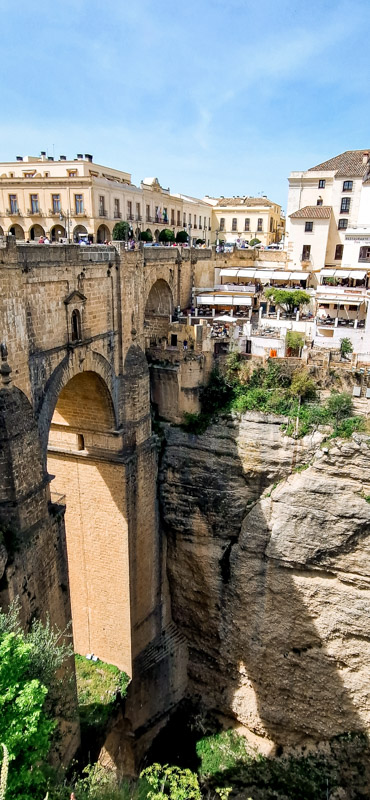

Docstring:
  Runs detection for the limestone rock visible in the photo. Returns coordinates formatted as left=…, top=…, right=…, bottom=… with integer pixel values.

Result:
left=160, top=417, right=370, bottom=747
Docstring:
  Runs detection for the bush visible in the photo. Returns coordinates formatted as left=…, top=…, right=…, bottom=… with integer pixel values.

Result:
left=159, top=228, right=175, bottom=243
left=112, top=221, right=131, bottom=240
left=290, top=370, right=316, bottom=401
left=340, top=337, right=353, bottom=359
left=286, top=330, right=305, bottom=353
left=176, top=230, right=189, bottom=244
left=139, top=229, right=153, bottom=242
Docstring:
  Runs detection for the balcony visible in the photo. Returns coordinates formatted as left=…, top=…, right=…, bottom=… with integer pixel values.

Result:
left=114, top=211, right=122, bottom=219
left=49, top=208, right=61, bottom=216
left=99, top=209, right=107, bottom=217
left=136, top=214, right=142, bottom=221
left=75, top=210, right=86, bottom=217
left=27, top=208, right=43, bottom=216
left=146, top=215, right=153, bottom=223
left=6, top=208, right=21, bottom=216
left=127, top=214, right=134, bottom=221
left=301, top=252, right=311, bottom=263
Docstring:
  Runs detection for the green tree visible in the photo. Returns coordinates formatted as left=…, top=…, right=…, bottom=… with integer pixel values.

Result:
left=264, top=288, right=310, bottom=315
left=112, top=221, right=131, bottom=240
left=326, top=392, right=353, bottom=427
left=286, top=330, right=305, bottom=354
left=290, top=370, right=316, bottom=402
left=159, top=228, right=175, bottom=243
left=196, top=238, right=205, bottom=245
left=340, top=337, right=353, bottom=360
left=0, top=632, right=54, bottom=799
left=140, top=764, right=201, bottom=800
left=249, top=238, right=261, bottom=246
left=176, top=230, right=189, bottom=244
left=139, top=229, right=153, bottom=242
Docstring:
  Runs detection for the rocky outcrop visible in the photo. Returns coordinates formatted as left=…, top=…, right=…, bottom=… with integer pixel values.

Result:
left=160, top=414, right=370, bottom=748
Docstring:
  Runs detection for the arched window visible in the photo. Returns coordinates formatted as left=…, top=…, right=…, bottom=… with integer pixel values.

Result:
left=77, top=433, right=85, bottom=451
left=71, top=309, right=82, bottom=342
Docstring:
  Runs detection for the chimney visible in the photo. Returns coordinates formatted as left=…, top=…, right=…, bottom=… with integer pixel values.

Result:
left=60, top=155, right=66, bottom=161
left=363, top=151, right=369, bottom=164
left=16, top=156, right=23, bottom=161
left=77, top=153, right=83, bottom=160
left=84, top=153, right=93, bottom=162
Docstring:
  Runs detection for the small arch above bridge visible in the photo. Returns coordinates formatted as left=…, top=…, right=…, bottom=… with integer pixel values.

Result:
left=144, top=279, right=174, bottom=347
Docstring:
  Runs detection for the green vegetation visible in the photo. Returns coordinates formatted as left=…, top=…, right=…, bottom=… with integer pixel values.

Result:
left=0, top=600, right=75, bottom=800
left=159, top=228, right=175, bottom=243
left=196, top=729, right=369, bottom=800
left=181, top=358, right=365, bottom=439
left=112, top=221, right=131, bottom=240
left=340, top=336, right=354, bottom=359
left=75, top=654, right=129, bottom=741
left=286, top=330, right=305, bottom=354
left=139, top=229, right=153, bottom=242
left=249, top=238, right=261, bottom=246
left=176, top=230, right=189, bottom=244
left=141, top=763, right=201, bottom=799
left=264, top=287, right=311, bottom=315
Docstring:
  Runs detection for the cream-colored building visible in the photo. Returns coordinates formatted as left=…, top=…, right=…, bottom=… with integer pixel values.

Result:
left=205, top=195, right=284, bottom=247
left=0, top=152, right=213, bottom=244
left=286, top=149, right=370, bottom=270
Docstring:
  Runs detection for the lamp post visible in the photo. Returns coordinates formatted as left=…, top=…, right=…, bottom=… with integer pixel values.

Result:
left=216, top=229, right=219, bottom=251
left=188, top=222, right=192, bottom=247
left=59, top=210, right=71, bottom=242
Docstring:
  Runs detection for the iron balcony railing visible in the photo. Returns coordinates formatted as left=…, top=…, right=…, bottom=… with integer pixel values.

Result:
left=99, top=208, right=107, bottom=217
left=114, top=211, right=122, bottom=218
left=6, top=208, right=21, bottom=215
left=27, top=208, right=42, bottom=216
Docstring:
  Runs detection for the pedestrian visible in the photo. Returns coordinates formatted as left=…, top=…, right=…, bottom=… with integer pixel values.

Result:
left=183, top=339, right=188, bottom=350
left=44, top=236, right=50, bottom=244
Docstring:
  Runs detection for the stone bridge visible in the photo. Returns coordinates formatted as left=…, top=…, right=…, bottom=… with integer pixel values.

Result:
left=0, top=238, right=213, bottom=760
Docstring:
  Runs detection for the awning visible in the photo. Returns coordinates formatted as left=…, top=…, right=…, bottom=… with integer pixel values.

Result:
left=196, top=294, right=252, bottom=307
left=237, top=268, right=258, bottom=278
left=320, top=268, right=367, bottom=279
left=289, top=271, right=309, bottom=279
left=219, top=268, right=239, bottom=277
left=317, top=297, right=363, bottom=305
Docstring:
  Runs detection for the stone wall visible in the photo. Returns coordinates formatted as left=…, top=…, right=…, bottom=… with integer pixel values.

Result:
left=160, top=415, right=370, bottom=749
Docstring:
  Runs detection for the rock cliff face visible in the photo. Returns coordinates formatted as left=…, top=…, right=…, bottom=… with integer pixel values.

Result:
left=159, top=413, right=370, bottom=748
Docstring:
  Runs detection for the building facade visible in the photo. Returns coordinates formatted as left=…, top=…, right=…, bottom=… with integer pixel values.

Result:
left=206, top=195, right=285, bottom=247
left=0, top=153, right=213, bottom=244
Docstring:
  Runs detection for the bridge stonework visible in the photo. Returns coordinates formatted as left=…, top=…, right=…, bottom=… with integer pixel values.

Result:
left=0, top=238, right=212, bottom=763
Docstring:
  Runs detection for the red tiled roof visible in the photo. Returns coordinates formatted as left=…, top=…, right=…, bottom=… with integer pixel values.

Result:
left=309, top=150, right=370, bottom=178
left=289, top=206, right=331, bottom=219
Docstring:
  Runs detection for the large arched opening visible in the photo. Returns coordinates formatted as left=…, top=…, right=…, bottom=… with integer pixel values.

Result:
left=29, top=224, right=45, bottom=241
left=50, top=224, right=66, bottom=242
left=9, top=223, right=25, bottom=240
left=73, top=224, right=88, bottom=242
left=47, top=370, right=131, bottom=673
left=144, top=279, right=173, bottom=348
left=97, top=224, right=111, bottom=243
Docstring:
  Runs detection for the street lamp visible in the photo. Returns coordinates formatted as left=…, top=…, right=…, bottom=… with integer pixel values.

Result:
left=188, top=222, right=192, bottom=247
left=59, top=210, right=71, bottom=242
left=216, top=229, right=219, bottom=250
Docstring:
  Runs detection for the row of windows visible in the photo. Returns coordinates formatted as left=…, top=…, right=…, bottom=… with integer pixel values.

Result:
left=6, top=193, right=210, bottom=226
left=305, top=215, right=350, bottom=233
left=318, top=179, right=353, bottom=191
left=302, top=241, right=368, bottom=263
left=219, top=217, right=264, bottom=232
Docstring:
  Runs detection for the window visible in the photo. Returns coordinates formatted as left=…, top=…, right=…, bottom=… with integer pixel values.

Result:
left=136, top=202, right=141, bottom=220
left=71, top=309, right=81, bottom=342
left=171, top=209, right=175, bottom=225
left=359, top=246, right=370, bottom=262
left=318, top=179, right=326, bottom=188
left=257, top=218, right=263, bottom=232
left=199, top=215, right=202, bottom=228
left=244, top=218, right=250, bottom=231
left=189, top=213, right=192, bottom=225
left=302, top=244, right=311, bottom=260
left=340, top=197, right=351, bottom=213
left=317, top=198, right=323, bottom=206
left=114, top=198, right=121, bottom=218
left=100, top=196, right=106, bottom=216
left=24, top=172, right=35, bottom=178
left=146, top=204, right=150, bottom=221
left=232, top=217, right=237, bottom=231
left=127, top=200, right=132, bottom=219
left=75, top=194, right=83, bottom=214
left=204, top=216, right=206, bottom=229
left=335, top=244, right=344, bottom=260
left=338, top=218, right=348, bottom=230
left=270, top=218, right=273, bottom=232
left=177, top=210, right=181, bottom=226
left=183, top=212, right=186, bottom=225
left=52, top=194, right=60, bottom=213
left=305, top=221, right=313, bottom=232
left=9, top=194, right=18, bottom=213
left=30, top=194, right=39, bottom=213
left=77, top=434, right=85, bottom=451
left=68, top=170, right=77, bottom=177
left=343, top=181, right=353, bottom=191
left=163, top=207, right=168, bottom=222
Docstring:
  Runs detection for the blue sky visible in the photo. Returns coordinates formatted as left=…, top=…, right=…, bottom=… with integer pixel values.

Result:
left=0, top=0, right=369, bottom=211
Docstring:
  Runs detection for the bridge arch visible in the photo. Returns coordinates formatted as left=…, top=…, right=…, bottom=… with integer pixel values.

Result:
left=38, top=349, right=118, bottom=460
left=144, top=279, right=174, bottom=347
left=47, top=366, right=131, bottom=672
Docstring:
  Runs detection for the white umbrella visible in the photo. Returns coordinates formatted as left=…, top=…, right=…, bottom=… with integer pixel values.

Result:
left=214, top=315, right=237, bottom=322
